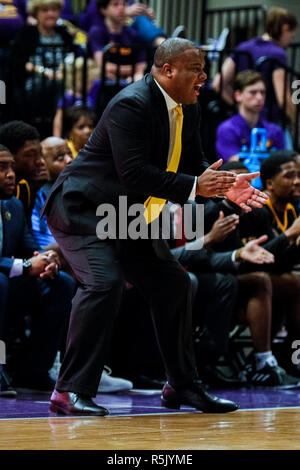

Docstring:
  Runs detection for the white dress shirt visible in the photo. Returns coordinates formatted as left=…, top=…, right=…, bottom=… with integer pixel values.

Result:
left=154, top=79, right=197, bottom=201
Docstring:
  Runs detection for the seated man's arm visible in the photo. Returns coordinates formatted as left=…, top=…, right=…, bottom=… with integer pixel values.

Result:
left=0, top=258, right=15, bottom=277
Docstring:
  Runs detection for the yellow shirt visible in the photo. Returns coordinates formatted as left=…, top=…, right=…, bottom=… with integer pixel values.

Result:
left=66, top=139, right=78, bottom=159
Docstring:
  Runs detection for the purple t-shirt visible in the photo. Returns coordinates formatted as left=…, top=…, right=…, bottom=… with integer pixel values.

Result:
left=0, top=0, right=26, bottom=40
left=232, top=37, right=288, bottom=71
left=216, top=113, right=285, bottom=162
left=231, top=37, right=288, bottom=123
left=61, top=0, right=78, bottom=24
left=80, top=0, right=135, bottom=31
left=88, top=22, right=146, bottom=62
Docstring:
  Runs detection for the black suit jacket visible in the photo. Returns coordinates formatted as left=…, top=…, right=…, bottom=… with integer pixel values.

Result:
left=171, top=244, right=237, bottom=274
left=43, top=74, right=209, bottom=234
left=0, top=197, right=39, bottom=276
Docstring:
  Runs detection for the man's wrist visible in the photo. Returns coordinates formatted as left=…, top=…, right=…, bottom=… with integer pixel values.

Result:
left=284, top=227, right=298, bottom=243
left=234, top=248, right=244, bottom=262
left=203, top=232, right=212, bottom=247
left=22, top=259, right=32, bottom=276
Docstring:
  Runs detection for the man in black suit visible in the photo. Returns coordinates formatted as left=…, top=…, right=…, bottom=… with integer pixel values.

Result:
left=0, top=144, right=75, bottom=393
left=44, top=38, right=268, bottom=416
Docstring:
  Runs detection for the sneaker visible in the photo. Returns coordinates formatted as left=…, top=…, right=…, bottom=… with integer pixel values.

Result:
left=0, top=369, right=17, bottom=397
left=98, top=366, right=133, bottom=393
left=49, top=352, right=61, bottom=382
left=282, top=362, right=300, bottom=379
left=246, top=362, right=300, bottom=389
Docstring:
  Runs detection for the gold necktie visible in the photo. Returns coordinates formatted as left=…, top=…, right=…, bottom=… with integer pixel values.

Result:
left=144, top=105, right=183, bottom=224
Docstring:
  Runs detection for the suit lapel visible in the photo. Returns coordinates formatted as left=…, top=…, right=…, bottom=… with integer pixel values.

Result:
left=147, top=75, right=170, bottom=167
left=1, top=200, right=12, bottom=256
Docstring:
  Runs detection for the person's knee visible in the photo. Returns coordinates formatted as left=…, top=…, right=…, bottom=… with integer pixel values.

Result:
left=280, top=273, right=300, bottom=294
left=251, top=272, right=272, bottom=296
left=0, top=273, right=9, bottom=293
left=85, top=267, right=123, bottom=295
left=55, top=271, right=77, bottom=297
left=0, top=273, right=9, bottom=308
left=177, top=267, right=191, bottom=291
left=0, top=273, right=9, bottom=335
left=187, top=272, right=198, bottom=302
left=216, top=273, right=238, bottom=297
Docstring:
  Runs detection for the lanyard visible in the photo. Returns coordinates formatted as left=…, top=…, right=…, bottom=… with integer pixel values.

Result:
left=266, top=198, right=297, bottom=233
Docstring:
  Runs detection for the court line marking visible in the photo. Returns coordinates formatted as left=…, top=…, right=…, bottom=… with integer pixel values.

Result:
left=0, top=411, right=191, bottom=421
left=1, top=406, right=300, bottom=421
left=238, top=406, right=300, bottom=412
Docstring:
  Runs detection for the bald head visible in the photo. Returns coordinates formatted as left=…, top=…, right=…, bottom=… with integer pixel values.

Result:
left=42, top=136, right=66, bottom=150
left=153, top=38, right=202, bottom=70
left=151, top=38, right=206, bottom=106
left=41, top=136, right=73, bottom=181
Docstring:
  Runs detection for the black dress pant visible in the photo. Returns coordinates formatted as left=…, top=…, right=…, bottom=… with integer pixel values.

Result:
left=48, top=225, right=198, bottom=396
left=171, top=246, right=238, bottom=357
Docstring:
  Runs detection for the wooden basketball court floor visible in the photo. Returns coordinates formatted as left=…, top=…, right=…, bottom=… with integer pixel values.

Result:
left=1, top=387, right=300, bottom=450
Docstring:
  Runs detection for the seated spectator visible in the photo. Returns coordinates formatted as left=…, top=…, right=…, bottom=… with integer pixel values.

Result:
left=293, top=153, right=300, bottom=210
left=170, top=205, right=299, bottom=387
left=10, top=0, right=74, bottom=136
left=216, top=71, right=285, bottom=163
left=31, top=136, right=73, bottom=247
left=0, top=0, right=27, bottom=81
left=205, top=157, right=300, bottom=379
left=53, top=57, right=100, bottom=136
left=212, top=7, right=298, bottom=131
left=63, top=105, right=96, bottom=158
left=81, top=0, right=166, bottom=47
left=260, top=151, right=300, bottom=238
left=60, top=0, right=80, bottom=25
left=205, top=157, right=300, bottom=269
left=0, top=120, right=48, bottom=225
left=88, top=0, right=147, bottom=81
left=125, top=1, right=166, bottom=48
left=0, top=144, right=75, bottom=392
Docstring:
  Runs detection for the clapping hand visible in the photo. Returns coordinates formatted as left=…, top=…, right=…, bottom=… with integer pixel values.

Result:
left=238, top=235, right=275, bottom=264
left=29, top=250, right=60, bottom=280
left=225, top=172, right=268, bottom=211
left=196, top=159, right=237, bottom=197
left=205, top=211, right=239, bottom=246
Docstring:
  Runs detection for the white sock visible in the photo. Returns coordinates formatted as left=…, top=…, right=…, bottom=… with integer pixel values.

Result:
left=254, top=351, right=278, bottom=371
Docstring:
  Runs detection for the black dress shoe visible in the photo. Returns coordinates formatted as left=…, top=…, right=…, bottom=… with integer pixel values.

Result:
left=161, top=380, right=239, bottom=413
left=50, top=389, right=109, bottom=416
